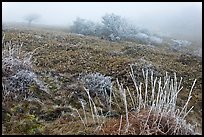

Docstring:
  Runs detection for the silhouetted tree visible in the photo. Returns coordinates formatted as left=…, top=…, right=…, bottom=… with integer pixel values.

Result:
left=24, top=14, right=40, bottom=26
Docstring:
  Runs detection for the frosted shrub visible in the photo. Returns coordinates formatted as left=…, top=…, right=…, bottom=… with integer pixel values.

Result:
left=101, top=13, right=123, bottom=39
left=79, top=72, right=112, bottom=98
left=135, top=32, right=149, bottom=43
left=5, top=70, right=47, bottom=93
left=149, top=36, right=163, bottom=45
left=70, top=17, right=97, bottom=36
left=170, top=39, right=192, bottom=50
left=2, top=35, right=48, bottom=100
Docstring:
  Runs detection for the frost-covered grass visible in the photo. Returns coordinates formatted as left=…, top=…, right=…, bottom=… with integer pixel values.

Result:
left=78, top=72, right=112, bottom=100
left=107, top=65, right=198, bottom=135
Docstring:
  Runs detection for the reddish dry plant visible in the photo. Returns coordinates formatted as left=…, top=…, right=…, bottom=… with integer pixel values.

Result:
left=99, top=109, right=195, bottom=135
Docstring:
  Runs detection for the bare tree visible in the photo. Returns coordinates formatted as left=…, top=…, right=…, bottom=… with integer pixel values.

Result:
left=24, top=14, right=40, bottom=26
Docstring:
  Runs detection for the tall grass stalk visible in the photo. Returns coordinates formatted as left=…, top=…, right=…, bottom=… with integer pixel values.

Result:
left=142, top=69, right=148, bottom=109
left=129, top=64, right=139, bottom=104
left=79, top=99, right=88, bottom=126
left=116, top=79, right=129, bottom=131
left=84, top=87, right=96, bottom=124
left=126, top=86, right=135, bottom=109
left=142, top=100, right=155, bottom=133
left=68, top=105, right=86, bottom=129
left=108, top=84, right=113, bottom=112
left=178, top=79, right=196, bottom=118
left=118, top=115, right=123, bottom=135
left=111, top=87, right=121, bottom=111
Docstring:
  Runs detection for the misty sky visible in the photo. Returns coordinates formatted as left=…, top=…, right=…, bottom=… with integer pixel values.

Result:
left=2, top=2, right=202, bottom=42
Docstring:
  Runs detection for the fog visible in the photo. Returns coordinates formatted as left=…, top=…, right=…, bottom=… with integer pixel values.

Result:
left=2, top=2, right=202, bottom=43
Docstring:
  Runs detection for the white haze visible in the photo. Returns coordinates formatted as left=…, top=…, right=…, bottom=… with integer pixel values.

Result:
left=2, top=2, right=202, bottom=44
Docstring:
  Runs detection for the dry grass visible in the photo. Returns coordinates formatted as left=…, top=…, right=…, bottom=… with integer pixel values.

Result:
left=99, top=109, right=195, bottom=135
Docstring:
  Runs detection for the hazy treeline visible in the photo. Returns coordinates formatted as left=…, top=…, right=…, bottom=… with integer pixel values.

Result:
left=68, top=13, right=201, bottom=57
left=69, top=13, right=163, bottom=46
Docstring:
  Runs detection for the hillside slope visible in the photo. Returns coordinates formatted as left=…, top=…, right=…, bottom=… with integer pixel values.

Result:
left=2, top=25, right=202, bottom=135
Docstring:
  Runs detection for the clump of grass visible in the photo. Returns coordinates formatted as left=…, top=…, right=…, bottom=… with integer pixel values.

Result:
left=98, top=64, right=198, bottom=135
